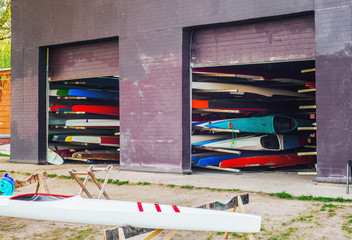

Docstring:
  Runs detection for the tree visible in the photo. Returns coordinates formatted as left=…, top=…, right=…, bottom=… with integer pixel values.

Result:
left=0, top=0, right=11, bottom=41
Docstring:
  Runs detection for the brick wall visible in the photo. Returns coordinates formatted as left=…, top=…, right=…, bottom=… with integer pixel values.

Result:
left=0, top=69, right=11, bottom=136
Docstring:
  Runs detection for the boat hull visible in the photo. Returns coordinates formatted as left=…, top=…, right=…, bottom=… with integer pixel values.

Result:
left=205, top=116, right=299, bottom=134
left=0, top=194, right=261, bottom=233
left=220, top=154, right=316, bottom=168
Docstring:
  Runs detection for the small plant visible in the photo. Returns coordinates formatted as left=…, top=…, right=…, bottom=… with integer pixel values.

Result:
left=112, top=179, right=129, bottom=185
left=181, top=185, right=194, bottom=189
left=269, top=191, right=294, bottom=199
left=136, top=181, right=151, bottom=185
left=166, top=184, right=175, bottom=188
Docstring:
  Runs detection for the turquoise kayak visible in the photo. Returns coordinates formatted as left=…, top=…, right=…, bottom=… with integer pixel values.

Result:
left=205, top=116, right=313, bottom=134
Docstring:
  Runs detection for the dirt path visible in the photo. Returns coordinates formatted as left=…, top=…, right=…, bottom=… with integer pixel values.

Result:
left=0, top=169, right=352, bottom=239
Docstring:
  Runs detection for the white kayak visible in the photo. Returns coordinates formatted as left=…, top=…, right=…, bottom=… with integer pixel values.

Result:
left=192, top=134, right=307, bottom=151
left=0, top=193, right=261, bottom=233
left=65, top=119, right=120, bottom=128
left=192, top=81, right=310, bottom=98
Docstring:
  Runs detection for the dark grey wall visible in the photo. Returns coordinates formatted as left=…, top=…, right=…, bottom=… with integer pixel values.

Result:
left=12, top=0, right=352, bottom=179
left=315, top=0, right=352, bottom=183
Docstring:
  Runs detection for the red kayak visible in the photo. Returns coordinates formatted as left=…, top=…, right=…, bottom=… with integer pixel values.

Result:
left=219, top=154, right=316, bottom=168
left=50, top=105, right=119, bottom=116
left=72, top=105, right=119, bottom=116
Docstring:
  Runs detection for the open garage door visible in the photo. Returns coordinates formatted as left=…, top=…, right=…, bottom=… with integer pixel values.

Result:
left=191, top=15, right=316, bottom=171
left=47, top=39, right=120, bottom=164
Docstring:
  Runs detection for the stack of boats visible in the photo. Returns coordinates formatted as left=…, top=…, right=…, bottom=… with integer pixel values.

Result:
left=191, top=68, right=316, bottom=169
left=48, top=77, right=120, bottom=163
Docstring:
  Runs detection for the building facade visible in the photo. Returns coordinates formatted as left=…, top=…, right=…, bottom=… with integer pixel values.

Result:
left=11, top=0, right=352, bottom=182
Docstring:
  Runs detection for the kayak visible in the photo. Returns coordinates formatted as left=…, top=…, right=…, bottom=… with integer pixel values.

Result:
left=219, top=154, right=316, bottom=168
left=50, top=89, right=118, bottom=101
left=192, top=152, right=278, bottom=166
left=192, top=134, right=308, bottom=151
left=0, top=193, right=261, bottom=233
left=192, top=81, right=309, bottom=98
left=201, top=116, right=314, bottom=134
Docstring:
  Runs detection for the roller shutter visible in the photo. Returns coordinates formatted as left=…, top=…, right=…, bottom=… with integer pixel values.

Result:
left=192, top=15, right=315, bottom=67
left=49, top=39, right=119, bottom=81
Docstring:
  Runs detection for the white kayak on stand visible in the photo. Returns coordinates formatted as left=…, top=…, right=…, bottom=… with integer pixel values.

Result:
left=0, top=193, right=261, bottom=233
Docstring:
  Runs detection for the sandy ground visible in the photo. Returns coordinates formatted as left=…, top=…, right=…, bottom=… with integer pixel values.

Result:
left=0, top=155, right=351, bottom=239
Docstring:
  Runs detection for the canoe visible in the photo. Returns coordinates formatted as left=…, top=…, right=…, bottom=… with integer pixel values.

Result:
left=48, top=119, right=67, bottom=126
left=50, top=135, right=120, bottom=147
left=65, top=119, right=120, bottom=128
left=192, top=99, right=296, bottom=114
left=50, top=77, right=119, bottom=90
left=201, top=116, right=314, bottom=134
left=192, top=134, right=308, bottom=151
left=50, top=105, right=69, bottom=111
left=71, top=105, right=119, bottom=116
left=50, top=89, right=118, bottom=101
left=219, top=154, right=316, bottom=168
left=192, top=152, right=278, bottom=166
left=50, top=105, right=119, bottom=116
left=49, top=119, right=120, bottom=128
left=0, top=193, right=261, bottom=233
left=66, top=136, right=120, bottom=147
left=72, top=150, right=120, bottom=161
left=192, top=82, right=309, bottom=98
left=192, top=68, right=306, bottom=83
left=48, top=145, right=102, bottom=158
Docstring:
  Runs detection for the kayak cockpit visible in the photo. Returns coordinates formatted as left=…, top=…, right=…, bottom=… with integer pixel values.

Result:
left=10, top=193, right=73, bottom=201
left=260, top=135, right=280, bottom=150
left=273, top=116, right=297, bottom=133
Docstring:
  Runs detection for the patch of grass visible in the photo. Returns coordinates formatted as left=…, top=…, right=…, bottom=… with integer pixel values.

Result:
left=47, top=174, right=57, bottom=178
left=269, top=191, right=352, bottom=203
left=181, top=185, right=194, bottom=189
left=136, top=181, right=151, bottom=185
left=0, top=153, right=10, bottom=157
left=112, top=179, right=129, bottom=185
left=268, top=191, right=294, bottom=199
left=58, top=175, right=74, bottom=180
left=166, top=184, right=175, bottom=188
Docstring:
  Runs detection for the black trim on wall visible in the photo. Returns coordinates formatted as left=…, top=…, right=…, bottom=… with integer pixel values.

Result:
left=182, top=28, right=192, bottom=174
left=38, top=47, right=48, bottom=164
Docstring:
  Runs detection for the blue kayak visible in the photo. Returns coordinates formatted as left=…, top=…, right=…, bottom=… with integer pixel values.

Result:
left=192, top=152, right=279, bottom=166
left=205, top=115, right=314, bottom=134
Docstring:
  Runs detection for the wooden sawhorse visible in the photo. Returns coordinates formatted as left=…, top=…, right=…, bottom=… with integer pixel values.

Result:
left=69, top=165, right=113, bottom=200
left=14, top=172, right=50, bottom=194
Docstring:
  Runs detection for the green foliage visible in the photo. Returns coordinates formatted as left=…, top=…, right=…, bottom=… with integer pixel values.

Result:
left=0, top=0, right=11, bottom=41
left=0, top=153, right=9, bottom=157
left=269, top=191, right=352, bottom=203
left=136, top=181, right=151, bottom=185
left=0, top=40, right=10, bottom=69
left=268, top=191, right=294, bottom=199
